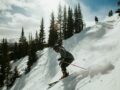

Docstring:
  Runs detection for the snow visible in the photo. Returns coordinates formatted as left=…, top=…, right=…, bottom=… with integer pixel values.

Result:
left=10, top=14, right=120, bottom=90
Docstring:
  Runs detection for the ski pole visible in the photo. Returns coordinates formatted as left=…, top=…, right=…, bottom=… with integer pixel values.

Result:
left=70, top=63, right=87, bottom=70
left=62, top=61, right=87, bottom=70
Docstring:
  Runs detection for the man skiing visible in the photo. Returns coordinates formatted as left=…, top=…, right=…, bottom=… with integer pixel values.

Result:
left=53, top=45, right=74, bottom=79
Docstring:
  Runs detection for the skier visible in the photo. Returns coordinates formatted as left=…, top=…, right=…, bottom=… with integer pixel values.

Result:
left=53, top=45, right=74, bottom=79
left=95, top=16, right=99, bottom=24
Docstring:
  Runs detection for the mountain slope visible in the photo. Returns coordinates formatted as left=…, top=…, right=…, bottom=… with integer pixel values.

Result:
left=11, top=14, right=120, bottom=90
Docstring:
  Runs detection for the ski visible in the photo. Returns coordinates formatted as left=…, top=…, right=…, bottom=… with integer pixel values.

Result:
left=48, top=80, right=59, bottom=88
left=47, top=80, right=60, bottom=89
left=48, top=75, right=69, bottom=89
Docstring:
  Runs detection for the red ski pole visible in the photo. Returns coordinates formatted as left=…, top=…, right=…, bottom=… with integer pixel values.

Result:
left=70, top=63, right=87, bottom=70
left=62, top=61, right=87, bottom=70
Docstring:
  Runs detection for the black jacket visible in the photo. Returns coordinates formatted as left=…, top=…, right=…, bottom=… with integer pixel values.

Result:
left=58, top=47, right=74, bottom=61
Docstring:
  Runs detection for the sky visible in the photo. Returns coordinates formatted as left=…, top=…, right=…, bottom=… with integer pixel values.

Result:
left=81, top=0, right=117, bottom=11
left=0, top=0, right=118, bottom=40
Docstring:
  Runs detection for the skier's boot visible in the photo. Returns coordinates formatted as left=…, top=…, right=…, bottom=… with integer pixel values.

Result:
left=60, top=72, right=69, bottom=79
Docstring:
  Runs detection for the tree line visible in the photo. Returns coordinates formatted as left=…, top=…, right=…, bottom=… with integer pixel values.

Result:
left=48, top=4, right=84, bottom=47
left=0, top=17, right=46, bottom=88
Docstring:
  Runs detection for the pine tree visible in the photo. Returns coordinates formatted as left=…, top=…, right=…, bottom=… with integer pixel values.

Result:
left=108, top=10, right=113, bottom=17
left=0, top=62, right=6, bottom=87
left=0, top=39, right=11, bottom=87
left=74, top=6, right=79, bottom=33
left=13, top=42, right=19, bottom=60
left=48, top=12, right=58, bottom=47
left=35, top=31, right=39, bottom=51
left=116, top=0, right=120, bottom=16
left=13, top=66, right=20, bottom=78
left=19, top=27, right=28, bottom=57
left=77, top=4, right=83, bottom=32
left=118, top=0, right=120, bottom=6
left=28, top=33, right=33, bottom=44
left=35, top=31, right=39, bottom=44
left=19, top=27, right=26, bottom=43
left=0, top=50, right=2, bottom=87
left=26, top=41, right=37, bottom=73
left=95, top=16, right=99, bottom=23
left=63, top=6, right=68, bottom=39
left=57, top=4, right=63, bottom=44
left=26, top=33, right=37, bottom=74
left=67, top=7, right=74, bottom=38
left=39, top=18, right=45, bottom=50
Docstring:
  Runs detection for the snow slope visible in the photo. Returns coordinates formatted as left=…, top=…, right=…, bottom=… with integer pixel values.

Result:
left=11, top=14, right=120, bottom=90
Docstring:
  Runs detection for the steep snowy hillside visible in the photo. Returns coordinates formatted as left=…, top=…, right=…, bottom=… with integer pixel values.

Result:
left=11, top=14, right=120, bottom=90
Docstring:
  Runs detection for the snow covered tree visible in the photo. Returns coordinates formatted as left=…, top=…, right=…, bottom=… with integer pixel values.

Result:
left=48, top=12, right=58, bottom=47
left=7, top=66, right=20, bottom=88
left=13, top=66, right=20, bottom=78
